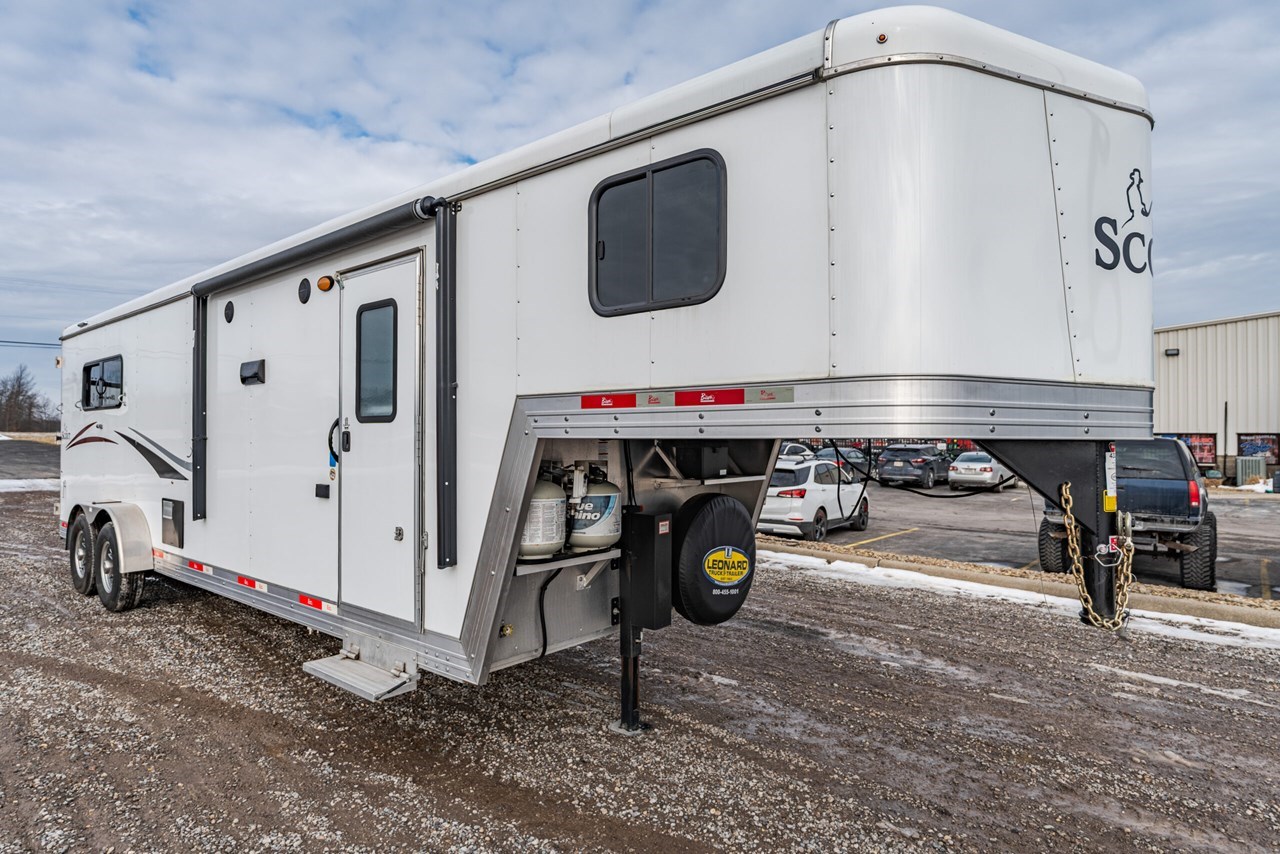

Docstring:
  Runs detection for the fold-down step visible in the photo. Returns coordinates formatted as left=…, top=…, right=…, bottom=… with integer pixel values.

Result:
left=303, top=654, right=418, bottom=701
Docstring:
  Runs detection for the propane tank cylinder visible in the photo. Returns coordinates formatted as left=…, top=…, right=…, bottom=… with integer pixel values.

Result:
left=567, top=479, right=622, bottom=552
left=519, top=478, right=567, bottom=560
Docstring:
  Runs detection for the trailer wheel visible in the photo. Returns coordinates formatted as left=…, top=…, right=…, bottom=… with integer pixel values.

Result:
left=94, top=522, right=147, bottom=612
left=671, top=494, right=756, bottom=626
left=1179, top=513, right=1217, bottom=591
left=1037, top=518, right=1069, bottom=574
left=67, top=515, right=96, bottom=596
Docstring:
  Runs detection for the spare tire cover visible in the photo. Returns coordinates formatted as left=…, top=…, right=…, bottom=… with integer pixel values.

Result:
left=672, top=493, right=755, bottom=625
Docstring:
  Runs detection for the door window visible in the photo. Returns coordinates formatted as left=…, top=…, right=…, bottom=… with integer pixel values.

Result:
left=356, top=300, right=397, bottom=422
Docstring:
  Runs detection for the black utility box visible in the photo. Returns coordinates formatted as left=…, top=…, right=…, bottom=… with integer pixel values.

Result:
left=675, top=444, right=730, bottom=480
left=621, top=509, right=672, bottom=630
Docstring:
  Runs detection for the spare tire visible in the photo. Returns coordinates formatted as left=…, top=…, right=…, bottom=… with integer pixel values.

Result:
left=671, top=493, right=755, bottom=625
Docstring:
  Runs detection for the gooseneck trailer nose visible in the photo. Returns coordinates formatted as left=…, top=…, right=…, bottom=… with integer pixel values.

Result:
left=58, top=7, right=1153, bottom=726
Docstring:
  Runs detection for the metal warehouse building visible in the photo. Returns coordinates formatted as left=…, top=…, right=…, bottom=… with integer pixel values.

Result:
left=1154, top=310, right=1280, bottom=479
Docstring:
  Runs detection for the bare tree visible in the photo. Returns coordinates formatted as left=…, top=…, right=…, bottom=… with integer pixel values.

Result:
left=0, top=364, right=59, bottom=431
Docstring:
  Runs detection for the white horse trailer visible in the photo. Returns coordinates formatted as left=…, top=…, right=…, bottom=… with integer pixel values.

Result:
left=59, top=7, right=1154, bottom=726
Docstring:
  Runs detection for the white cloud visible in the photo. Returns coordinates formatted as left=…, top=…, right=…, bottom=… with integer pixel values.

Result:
left=1, top=0, right=1277, bottom=401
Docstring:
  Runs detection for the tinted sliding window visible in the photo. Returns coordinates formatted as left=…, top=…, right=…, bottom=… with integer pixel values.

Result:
left=82, top=356, right=123, bottom=410
left=590, top=149, right=726, bottom=316
left=356, top=300, right=396, bottom=422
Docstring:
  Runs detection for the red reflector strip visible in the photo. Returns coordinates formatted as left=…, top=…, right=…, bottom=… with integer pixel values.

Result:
left=299, top=594, right=337, bottom=614
left=674, top=388, right=745, bottom=407
left=152, top=548, right=165, bottom=559
left=60, top=521, right=68, bottom=528
left=236, top=576, right=269, bottom=592
left=187, top=560, right=211, bottom=575
left=581, top=393, right=637, bottom=409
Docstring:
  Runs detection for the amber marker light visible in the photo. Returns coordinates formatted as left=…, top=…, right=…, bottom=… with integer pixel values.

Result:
left=317, top=275, right=335, bottom=292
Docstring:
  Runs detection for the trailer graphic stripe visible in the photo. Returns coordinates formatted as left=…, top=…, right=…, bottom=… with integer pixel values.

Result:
left=187, top=560, right=212, bottom=574
left=236, top=576, right=269, bottom=592
left=115, top=432, right=189, bottom=481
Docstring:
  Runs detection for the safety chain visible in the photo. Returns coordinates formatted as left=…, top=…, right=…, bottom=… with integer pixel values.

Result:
left=1060, top=482, right=1134, bottom=632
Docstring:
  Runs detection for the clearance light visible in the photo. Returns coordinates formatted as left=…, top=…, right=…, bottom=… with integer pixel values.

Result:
left=317, top=275, right=335, bottom=292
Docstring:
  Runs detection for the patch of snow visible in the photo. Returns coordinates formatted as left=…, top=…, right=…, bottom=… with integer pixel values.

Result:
left=0, top=434, right=10, bottom=440
left=758, top=549, right=1280, bottom=651
left=1088, top=664, right=1273, bottom=708
left=0, top=478, right=59, bottom=492
left=1222, top=482, right=1274, bottom=493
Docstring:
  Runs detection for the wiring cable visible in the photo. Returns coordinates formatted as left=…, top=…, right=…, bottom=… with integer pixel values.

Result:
left=537, top=567, right=563, bottom=659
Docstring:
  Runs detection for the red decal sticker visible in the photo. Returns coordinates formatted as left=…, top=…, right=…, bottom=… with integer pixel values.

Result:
left=152, top=548, right=164, bottom=559
left=581, top=393, right=637, bottom=409
left=237, top=576, right=254, bottom=588
left=188, top=560, right=202, bottom=571
left=675, top=388, right=745, bottom=407
left=299, top=594, right=322, bottom=609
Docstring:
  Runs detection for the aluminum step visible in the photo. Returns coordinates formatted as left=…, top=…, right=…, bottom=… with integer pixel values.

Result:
left=303, top=653, right=418, bottom=702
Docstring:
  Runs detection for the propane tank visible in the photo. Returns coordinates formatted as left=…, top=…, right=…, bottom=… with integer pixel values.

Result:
left=519, top=477, right=567, bottom=560
left=567, top=478, right=622, bottom=552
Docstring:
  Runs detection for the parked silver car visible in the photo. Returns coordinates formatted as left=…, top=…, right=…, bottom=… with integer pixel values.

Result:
left=948, top=451, right=1015, bottom=491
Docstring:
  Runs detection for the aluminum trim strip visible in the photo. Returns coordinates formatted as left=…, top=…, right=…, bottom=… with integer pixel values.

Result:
left=822, top=52, right=1154, bottom=126
left=152, top=554, right=475, bottom=683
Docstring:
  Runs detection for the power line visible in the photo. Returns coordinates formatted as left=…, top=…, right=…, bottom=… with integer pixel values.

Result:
left=0, top=339, right=60, bottom=349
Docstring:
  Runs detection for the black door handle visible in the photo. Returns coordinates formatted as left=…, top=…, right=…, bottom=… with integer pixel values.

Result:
left=328, top=418, right=341, bottom=461
left=342, top=430, right=351, bottom=453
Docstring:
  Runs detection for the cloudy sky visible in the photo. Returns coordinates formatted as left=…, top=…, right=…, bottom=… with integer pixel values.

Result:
left=1, top=0, right=1277, bottom=402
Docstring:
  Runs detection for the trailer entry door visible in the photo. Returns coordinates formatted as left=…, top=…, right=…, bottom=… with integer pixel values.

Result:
left=338, top=253, right=424, bottom=624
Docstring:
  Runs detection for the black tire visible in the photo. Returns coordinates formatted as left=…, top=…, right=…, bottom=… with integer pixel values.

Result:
left=922, top=470, right=935, bottom=489
left=1037, top=518, right=1069, bottom=574
left=807, top=508, right=828, bottom=542
left=849, top=499, right=869, bottom=532
left=1179, top=513, right=1217, bottom=591
left=671, top=494, right=756, bottom=626
left=94, top=522, right=147, bottom=612
left=68, top=515, right=97, bottom=596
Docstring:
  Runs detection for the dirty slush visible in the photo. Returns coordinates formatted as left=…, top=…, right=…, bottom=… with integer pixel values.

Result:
left=2, top=490, right=1278, bottom=852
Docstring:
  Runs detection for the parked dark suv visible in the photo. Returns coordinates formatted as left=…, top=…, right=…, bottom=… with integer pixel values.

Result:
left=1038, top=438, right=1217, bottom=590
left=877, top=444, right=951, bottom=489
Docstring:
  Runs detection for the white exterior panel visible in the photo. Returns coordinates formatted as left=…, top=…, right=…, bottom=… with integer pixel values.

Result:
left=829, top=65, right=1073, bottom=381
left=1045, top=92, right=1154, bottom=386
left=649, top=87, right=830, bottom=387
left=515, top=143, right=652, bottom=395
left=426, top=191, right=519, bottom=638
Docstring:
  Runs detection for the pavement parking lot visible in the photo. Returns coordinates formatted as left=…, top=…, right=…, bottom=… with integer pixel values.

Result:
left=0, top=438, right=59, bottom=481
left=818, top=479, right=1280, bottom=599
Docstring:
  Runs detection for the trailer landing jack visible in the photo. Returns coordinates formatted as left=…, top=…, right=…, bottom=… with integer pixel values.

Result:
left=610, top=508, right=673, bottom=734
left=981, top=439, right=1129, bottom=627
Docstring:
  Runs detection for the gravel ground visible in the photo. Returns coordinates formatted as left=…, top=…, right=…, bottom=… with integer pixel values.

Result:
left=3, top=488, right=1279, bottom=852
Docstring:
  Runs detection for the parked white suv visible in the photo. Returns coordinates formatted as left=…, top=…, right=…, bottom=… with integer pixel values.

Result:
left=757, top=458, right=869, bottom=541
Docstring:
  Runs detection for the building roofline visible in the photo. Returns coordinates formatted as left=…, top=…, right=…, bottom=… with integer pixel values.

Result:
left=1155, top=308, right=1280, bottom=333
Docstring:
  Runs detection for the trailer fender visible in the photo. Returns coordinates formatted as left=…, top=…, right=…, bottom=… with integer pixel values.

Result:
left=86, top=503, right=155, bottom=575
